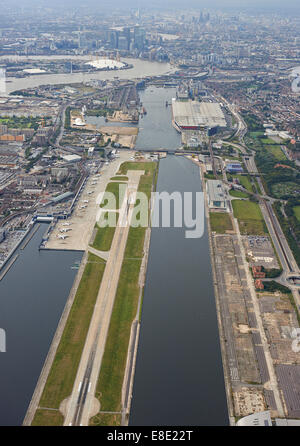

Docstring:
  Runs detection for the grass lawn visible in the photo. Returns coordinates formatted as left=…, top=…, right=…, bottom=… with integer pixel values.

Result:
left=261, top=137, right=278, bottom=145
left=265, top=145, right=286, bottom=161
left=89, top=413, right=122, bottom=426
left=100, top=182, right=126, bottom=210
left=110, top=176, right=128, bottom=181
left=92, top=212, right=118, bottom=251
left=31, top=410, right=64, bottom=426
left=232, top=200, right=267, bottom=235
left=210, top=212, right=233, bottom=233
left=235, top=175, right=253, bottom=193
left=229, top=189, right=250, bottom=199
left=117, top=161, right=156, bottom=176
left=204, top=173, right=216, bottom=180
left=32, top=253, right=106, bottom=423
left=253, top=177, right=262, bottom=195
left=293, top=206, right=300, bottom=223
left=249, top=131, right=264, bottom=138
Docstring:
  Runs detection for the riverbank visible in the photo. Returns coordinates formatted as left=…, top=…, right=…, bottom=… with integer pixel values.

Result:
left=4, top=58, right=172, bottom=94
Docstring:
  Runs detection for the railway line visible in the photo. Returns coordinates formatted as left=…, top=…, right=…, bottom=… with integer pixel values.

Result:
left=262, top=199, right=294, bottom=273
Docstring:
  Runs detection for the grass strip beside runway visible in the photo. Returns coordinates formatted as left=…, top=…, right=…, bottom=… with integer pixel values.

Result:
left=92, top=212, right=119, bottom=252
left=90, top=162, right=157, bottom=425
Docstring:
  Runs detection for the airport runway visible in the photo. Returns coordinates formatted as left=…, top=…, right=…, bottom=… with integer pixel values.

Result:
left=63, top=169, right=144, bottom=426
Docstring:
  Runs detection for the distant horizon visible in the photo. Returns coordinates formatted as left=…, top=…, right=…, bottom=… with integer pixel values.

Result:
left=0, top=0, right=299, bottom=15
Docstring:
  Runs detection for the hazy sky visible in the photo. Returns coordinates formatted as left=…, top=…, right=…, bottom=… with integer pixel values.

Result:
left=1, top=0, right=300, bottom=13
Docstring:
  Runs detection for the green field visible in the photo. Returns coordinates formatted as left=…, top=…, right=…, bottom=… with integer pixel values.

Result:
left=249, top=131, right=264, bottom=139
left=32, top=410, right=64, bottom=426
left=210, top=212, right=233, bottom=233
left=229, top=189, right=250, bottom=199
left=90, top=162, right=157, bottom=425
left=89, top=413, right=122, bottom=426
left=100, top=182, right=126, bottom=210
left=261, top=137, right=278, bottom=145
left=294, top=206, right=300, bottom=223
left=32, top=253, right=106, bottom=426
left=0, top=115, right=42, bottom=130
left=232, top=200, right=267, bottom=235
left=92, top=212, right=118, bottom=251
left=265, top=145, right=286, bottom=161
left=117, top=161, right=156, bottom=176
left=235, top=175, right=253, bottom=193
left=110, top=176, right=128, bottom=181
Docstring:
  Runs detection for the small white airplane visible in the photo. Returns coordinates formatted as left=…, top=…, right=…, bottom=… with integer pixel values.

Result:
left=83, top=200, right=89, bottom=203
left=60, top=228, right=72, bottom=233
left=58, top=234, right=68, bottom=239
left=62, top=222, right=71, bottom=226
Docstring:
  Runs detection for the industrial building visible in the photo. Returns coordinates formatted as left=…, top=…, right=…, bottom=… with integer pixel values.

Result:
left=226, top=162, right=244, bottom=174
left=206, top=180, right=227, bottom=210
left=172, top=99, right=227, bottom=132
left=236, top=411, right=272, bottom=426
left=61, top=154, right=81, bottom=163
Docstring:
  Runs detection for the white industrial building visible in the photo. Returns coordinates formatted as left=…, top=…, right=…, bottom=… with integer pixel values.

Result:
left=172, top=99, right=227, bottom=131
left=206, top=180, right=227, bottom=210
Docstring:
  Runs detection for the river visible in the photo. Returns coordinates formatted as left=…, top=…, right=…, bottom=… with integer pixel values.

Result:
left=0, top=224, right=82, bottom=426
left=4, top=57, right=172, bottom=94
left=129, top=89, right=228, bottom=425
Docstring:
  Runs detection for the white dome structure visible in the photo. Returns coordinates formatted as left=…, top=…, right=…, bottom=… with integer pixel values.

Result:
left=85, top=58, right=126, bottom=70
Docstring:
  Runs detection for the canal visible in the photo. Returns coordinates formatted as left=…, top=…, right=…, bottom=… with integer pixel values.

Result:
left=129, top=88, right=228, bottom=425
left=0, top=224, right=82, bottom=426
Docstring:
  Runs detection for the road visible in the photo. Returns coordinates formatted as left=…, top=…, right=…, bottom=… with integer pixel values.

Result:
left=220, top=100, right=300, bottom=307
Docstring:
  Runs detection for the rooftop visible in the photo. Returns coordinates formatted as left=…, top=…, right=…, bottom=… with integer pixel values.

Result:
left=172, top=99, right=226, bottom=129
left=206, top=179, right=226, bottom=202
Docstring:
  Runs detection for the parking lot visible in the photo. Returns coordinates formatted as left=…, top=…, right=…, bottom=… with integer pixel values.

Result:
left=243, top=235, right=279, bottom=269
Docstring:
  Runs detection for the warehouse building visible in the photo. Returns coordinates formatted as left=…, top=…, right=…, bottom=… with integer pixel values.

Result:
left=172, top=99, right=227, bottom=131
left=226, top=162, right=244, bottom=174
left=206, top=180, right=227, bottom=210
